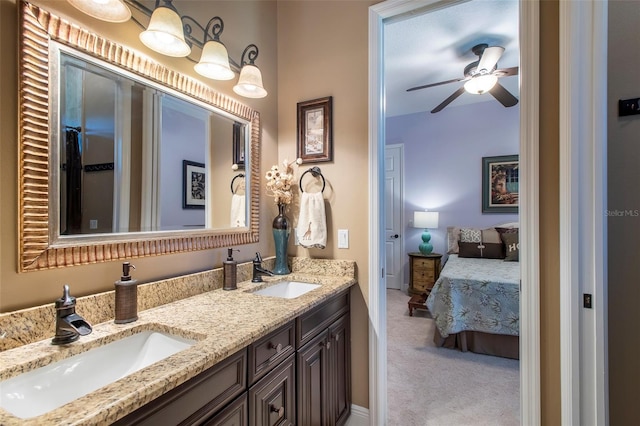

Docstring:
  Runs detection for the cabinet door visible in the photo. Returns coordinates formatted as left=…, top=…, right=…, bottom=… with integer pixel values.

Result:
left=297, top=331, right=328, bottom=426
left=329, top=314, right=351, bottom=426
left=248, top=354, right=296, bottom=426
left=202, top=393, right=247, bottom=426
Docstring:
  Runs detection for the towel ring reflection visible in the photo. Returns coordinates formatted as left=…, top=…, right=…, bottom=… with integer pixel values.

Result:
left=230, top=173, right=245, bottom=194
left=299, top=167, right=326, bottom=193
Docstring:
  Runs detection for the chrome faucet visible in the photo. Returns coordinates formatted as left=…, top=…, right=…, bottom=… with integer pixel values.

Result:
left=52, top=285, right=92, bottom=345
left=252, top=252, right=274, bottom=283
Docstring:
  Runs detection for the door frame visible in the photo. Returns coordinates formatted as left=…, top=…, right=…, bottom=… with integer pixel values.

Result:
left=368, top=0, right=540, bottom=424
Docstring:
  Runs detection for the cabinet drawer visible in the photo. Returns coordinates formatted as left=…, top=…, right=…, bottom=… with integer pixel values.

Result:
left=113, top=349, right=247, bottom=426
left=297, top=290, right=349, bottom=348
left=413, top=281, right=432, bottom=292
left=413, top=268, right=435, bottom=281
left=203, top=393, right=247, bottom=426
left=412, top=258, right=435, bottom=270
left=248, top=320, right=295, bottom=385
left=248, top=354, right=296, bottom=426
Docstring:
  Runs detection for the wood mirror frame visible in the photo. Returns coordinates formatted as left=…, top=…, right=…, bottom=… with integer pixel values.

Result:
left=18, top=2, right=260, bottom=272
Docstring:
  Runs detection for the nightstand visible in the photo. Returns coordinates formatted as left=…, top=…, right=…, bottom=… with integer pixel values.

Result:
left=408, top=252, right=442, bottom=295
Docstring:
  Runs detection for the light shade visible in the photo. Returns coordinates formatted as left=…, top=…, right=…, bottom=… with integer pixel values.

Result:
left=194, top=40, right=235, bottom=80
left=233, top=64, right=267, bottom=98
left=67, top=0, right=131, bottom=23
left=463, top=74, right=498, bottom=94
left=139, top=6, right=191, bottom=57
left=413, top=211, right=439, bottom=229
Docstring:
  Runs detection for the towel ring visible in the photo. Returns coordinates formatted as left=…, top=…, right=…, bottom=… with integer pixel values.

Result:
left=299, top=166, right=326, bottom=193
left=230, top=173, right=245, bottom=194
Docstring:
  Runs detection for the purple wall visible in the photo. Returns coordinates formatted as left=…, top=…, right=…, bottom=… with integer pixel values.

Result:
left=386, top=100, right=519, bottom=266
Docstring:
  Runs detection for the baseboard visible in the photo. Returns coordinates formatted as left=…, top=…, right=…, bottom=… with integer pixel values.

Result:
left=345, top=404, right=369, bottom=426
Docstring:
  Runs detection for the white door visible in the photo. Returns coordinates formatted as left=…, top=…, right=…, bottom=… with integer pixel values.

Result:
left=385, top=144, right=403, bottom=289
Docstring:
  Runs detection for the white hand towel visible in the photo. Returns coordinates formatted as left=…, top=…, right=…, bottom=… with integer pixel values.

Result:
left=230, top=193, right=246, bottom=227
left=296, top=191, right=327, bottom=249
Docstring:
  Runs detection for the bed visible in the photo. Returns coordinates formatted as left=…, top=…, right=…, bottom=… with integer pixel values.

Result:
left=425, top=233, right=520, bottom=359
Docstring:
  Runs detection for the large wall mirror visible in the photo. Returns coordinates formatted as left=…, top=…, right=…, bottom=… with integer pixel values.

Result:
left=18, top=2, right=260, bottom=271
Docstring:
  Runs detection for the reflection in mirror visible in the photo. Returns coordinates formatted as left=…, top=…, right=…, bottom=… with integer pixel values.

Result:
left=57, top=50, right=248, bottom=235
left=18, top=2, right=260, bottom=271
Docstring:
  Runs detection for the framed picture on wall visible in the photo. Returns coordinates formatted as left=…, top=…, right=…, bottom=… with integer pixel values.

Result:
left=183, top=160, right=205, bottom=209
left=297, top=96, right=333, bottom=163
left=482, top=155, right=519, bottom=213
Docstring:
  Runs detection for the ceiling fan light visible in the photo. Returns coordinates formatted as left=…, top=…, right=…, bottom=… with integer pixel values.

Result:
left=194, top=40, right=235, bottom=80
left=67, top=0, right=131, bottom=23
left=139, top=6, right=191, bottom=57
left=233, top=64, right=267, bottom=98
left=464, top=74, right=498, bottom=95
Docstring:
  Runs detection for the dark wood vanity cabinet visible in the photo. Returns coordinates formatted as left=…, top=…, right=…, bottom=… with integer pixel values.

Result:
left=112, top=290, right=351, bottom=426
left=296, top=290, right=351, bottom=426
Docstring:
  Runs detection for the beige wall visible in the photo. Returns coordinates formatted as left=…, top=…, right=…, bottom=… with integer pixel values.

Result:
left=608, top=1, right=640, bottom=424
left=276, top=0, right=375, bottom=409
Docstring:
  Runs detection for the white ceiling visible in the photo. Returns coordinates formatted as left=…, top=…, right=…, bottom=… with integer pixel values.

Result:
left=384, top=0, right=520, bottom=117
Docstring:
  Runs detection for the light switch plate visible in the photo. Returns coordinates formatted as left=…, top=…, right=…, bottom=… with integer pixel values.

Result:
left=338, top=229, right=349, bottom=249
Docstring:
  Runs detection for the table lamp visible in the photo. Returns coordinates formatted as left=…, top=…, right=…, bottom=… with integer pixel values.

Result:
left=413, top=211, right=439, bottom=255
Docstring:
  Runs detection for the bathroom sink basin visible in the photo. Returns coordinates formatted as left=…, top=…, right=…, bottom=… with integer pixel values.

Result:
left=251, top=281, right=320, bottom=299
left=0, top=330, right=196, bottom=419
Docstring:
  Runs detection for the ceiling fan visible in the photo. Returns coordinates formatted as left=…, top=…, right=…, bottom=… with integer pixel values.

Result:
left=406, top=43, right=519, bottom=113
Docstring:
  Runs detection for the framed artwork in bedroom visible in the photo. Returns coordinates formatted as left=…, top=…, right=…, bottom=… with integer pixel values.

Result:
left=183, top=160, right=206, bottom=209
left=297, top=96, right=333, bottom=163
left=482, top=155, right=519, bottom=213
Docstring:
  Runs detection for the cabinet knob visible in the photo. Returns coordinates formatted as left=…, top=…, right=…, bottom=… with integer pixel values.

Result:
left=331, top=333, right=340, bottom=342
left=321, top=340, right=331, bottom=350
left=268, top=342, right=283, bottom=353
left=390, top=234, right=399, bottom=239
left=270, top=405, right=285, bottom=418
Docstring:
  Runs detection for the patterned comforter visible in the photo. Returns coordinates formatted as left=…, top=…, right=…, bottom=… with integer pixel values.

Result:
left=425, top=254, right=520, bottom=337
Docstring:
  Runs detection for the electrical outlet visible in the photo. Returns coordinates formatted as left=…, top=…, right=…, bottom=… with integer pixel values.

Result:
left=619, top=97, right=640, bottom=116
left=583, top=293, right=593, bottom=309
left=89, top=219, right=98, bottom=230
left=338, top=229, right=349, bottom=249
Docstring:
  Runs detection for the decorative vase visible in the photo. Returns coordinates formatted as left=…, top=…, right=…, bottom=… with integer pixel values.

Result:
left=272, top=203, right=290, bottom=274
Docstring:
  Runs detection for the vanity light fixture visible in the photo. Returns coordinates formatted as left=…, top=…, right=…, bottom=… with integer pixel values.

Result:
left=463, top=73, right=498, bottom=95
left=67, top=0, right=131, bottom=23
left=233, top=45, right=268, bottom=99
left=68, top=0, right=267, bottom=98
left=139, top=1, right=191, bottom=57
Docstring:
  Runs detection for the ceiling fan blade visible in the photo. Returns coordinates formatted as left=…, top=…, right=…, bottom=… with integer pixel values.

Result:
left=494, top=66, right=519, bottom=78
left=431, top=87, right=466, bottom=113
left=407, top=77, right=465, bottom=92
left=489, top=83, right=519, bottom=107
left=477, top=46, right=505, bottom=73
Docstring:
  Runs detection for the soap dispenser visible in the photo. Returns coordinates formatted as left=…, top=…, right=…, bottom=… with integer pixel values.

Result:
left=223, top=248, right=239, bottom=290
left=114, top=262, right=138, bottom=324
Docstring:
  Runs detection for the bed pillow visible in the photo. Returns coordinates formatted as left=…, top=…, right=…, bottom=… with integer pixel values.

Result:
left=501, top=230, right=520, bottom=261
left=446, top=226, right=461, bottom=254
left=458, top=227, right=505, bottom=259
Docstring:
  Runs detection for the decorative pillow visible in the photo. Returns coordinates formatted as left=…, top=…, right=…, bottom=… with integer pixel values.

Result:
left=446, top=226, right=461, bottom=254
left=458, top=227, right=505, bottom=259
left=495, top=227, right=519, bottom=236
left=501, top=231, right=520, bottom=261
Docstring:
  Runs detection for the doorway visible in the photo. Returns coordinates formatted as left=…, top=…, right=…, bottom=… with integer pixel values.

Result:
left=368, top=1, right=541, bottom=424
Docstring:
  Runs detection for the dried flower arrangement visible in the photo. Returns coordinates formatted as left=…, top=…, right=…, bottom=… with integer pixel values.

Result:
left=265, top=158, right=302, bottom=205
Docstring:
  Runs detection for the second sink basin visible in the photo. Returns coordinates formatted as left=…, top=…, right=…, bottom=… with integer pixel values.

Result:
left=251, top=281, right=320, bottom=299
left=0, top=330, right=196, bottom=419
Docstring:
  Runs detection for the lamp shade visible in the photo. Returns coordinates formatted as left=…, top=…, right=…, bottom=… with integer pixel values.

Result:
left=233, top=64, right=267, bottom=98
left=463, top=74, right=498, bottom=94
left=139, top=6, right=191, bottom=57
left=413, top=211, right=439, bottom=229
left=67, top=0, right=131, bottom=23
left=194, top=40, right=235, bottom=80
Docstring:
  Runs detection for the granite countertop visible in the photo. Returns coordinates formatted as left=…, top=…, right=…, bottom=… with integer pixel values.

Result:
left=0, top=264, right=356, bottom=425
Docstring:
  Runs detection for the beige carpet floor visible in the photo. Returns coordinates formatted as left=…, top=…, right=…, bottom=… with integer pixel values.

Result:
left=386, top=288, right=520, bottom=426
